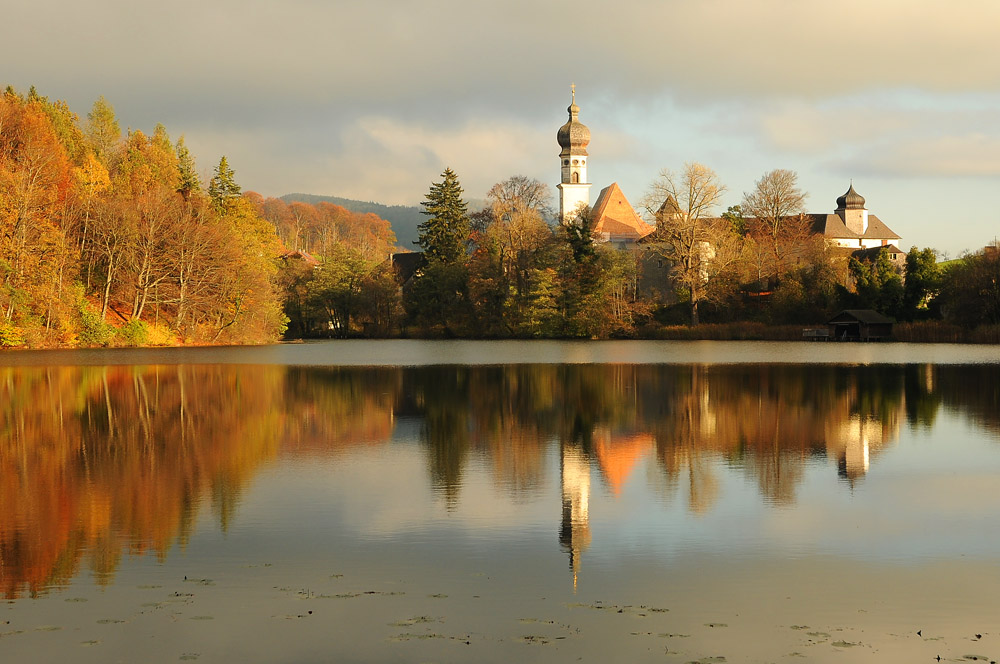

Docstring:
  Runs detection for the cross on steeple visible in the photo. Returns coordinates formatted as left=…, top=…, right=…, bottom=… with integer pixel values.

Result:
left=571, top=83, right=576, bottom=104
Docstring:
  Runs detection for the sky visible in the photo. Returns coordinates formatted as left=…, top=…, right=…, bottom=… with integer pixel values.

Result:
left=4, top=0, right=1000, bottom=256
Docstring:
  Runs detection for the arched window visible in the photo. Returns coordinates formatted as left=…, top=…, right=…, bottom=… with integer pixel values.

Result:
left=571, top=172, right=579, bottom=183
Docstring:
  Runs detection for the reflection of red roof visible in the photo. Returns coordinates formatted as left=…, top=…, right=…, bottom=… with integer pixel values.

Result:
left=592, top=183, right=654, bottom=241
left=593, top=431, right=654, bottom=495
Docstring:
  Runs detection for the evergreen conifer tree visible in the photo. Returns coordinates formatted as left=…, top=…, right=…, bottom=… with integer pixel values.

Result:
left=176, top=136, right=200, bottom=200
left=418, top=167, right=470, bottom=263
left=208, top=155, right=241, bottom=210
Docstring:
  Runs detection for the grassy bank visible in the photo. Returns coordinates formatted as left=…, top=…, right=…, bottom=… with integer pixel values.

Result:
left=644, top=322, right=806, bottom=341
left=893, top=321, right=1000, bottom=343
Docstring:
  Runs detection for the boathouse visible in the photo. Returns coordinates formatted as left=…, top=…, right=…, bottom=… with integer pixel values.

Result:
left=827, top=309, right=893, bottom=341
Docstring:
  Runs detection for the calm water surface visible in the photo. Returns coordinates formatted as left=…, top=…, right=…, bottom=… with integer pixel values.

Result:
left=2, top=341, right=1000, bottom=663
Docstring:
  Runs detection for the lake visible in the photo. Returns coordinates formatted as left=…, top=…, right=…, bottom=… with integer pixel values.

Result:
left=2, top=341, right=1000, bottom=663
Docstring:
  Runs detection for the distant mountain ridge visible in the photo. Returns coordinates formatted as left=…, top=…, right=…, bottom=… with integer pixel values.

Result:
left=281, top=193, right=489, bottom=251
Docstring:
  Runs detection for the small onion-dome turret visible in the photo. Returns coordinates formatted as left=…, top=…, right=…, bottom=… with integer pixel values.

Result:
left=557, top=88, right=590, bottom=157
left=836, top=183, right=866, bottom=210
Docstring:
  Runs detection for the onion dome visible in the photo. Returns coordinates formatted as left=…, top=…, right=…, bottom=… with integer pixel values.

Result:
left=557, top=86, right=590, bottom=157
left=836, top=183, right=866, bottom=210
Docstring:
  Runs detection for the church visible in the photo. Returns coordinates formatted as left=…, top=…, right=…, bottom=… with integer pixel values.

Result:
left=556, top=86, right=654, bottom=246
left=554, top=88, right=902, bottom=256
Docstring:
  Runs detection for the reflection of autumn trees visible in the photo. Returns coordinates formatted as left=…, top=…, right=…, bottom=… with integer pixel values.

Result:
left=0, top=365, right=284, bottom=598
left=934, top=365, right=1000, bottom=436
left=405, top=364, right=919, bottom=510
left=0, top=361, right=988, bottom=597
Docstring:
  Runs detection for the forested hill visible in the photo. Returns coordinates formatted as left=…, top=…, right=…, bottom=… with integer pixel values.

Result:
left=281, top=193, right=424, bottom=249
left=281, top=193, right=489, bottom=250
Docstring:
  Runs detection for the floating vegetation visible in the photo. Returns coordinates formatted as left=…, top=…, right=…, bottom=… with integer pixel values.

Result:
left=190, top=616, right=214, bottom=621
left=564, top=601, right=660, bottom=616
left=35, top=625, right=61, bottom=631
left=137, top=585, right=162, bottom=590
left=80, top=640, right=100, bottom=647
left=387, top=633, right=446, bottom=642
left=704, top=623, right=728, bottom=628
left=831, top=640, right=860, bottom=648
left=96, top=619, right=125, bottom=624
left=326, top=590, right=404, bottom=599
left=390, top=616, right=441, bottom=627
left=520, top=635, right=550, bottom=645
left=64, top=597, right=88, bottom=603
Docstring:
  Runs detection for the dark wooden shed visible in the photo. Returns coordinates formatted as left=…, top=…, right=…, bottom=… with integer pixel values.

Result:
left=827, top=309, right=893, bottom=341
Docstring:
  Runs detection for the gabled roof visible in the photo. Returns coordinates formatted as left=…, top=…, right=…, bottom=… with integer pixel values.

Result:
left=591, top=183, right=654, bottom=240
left=853, top=244, right=904, bottom=261
left=862, top=215, right=901, bottom=241
left=657, top=195, right=683, bottom=218
left=391, top=251, right=424, bottom=284
left=828, top=309, right=894, bottom=325
left=808, top=213, right=900, bottom=241
left=279, top=250, right=320, bottom=266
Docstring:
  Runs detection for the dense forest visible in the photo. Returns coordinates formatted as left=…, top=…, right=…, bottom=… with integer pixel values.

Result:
left=0, top=87, right=397, bottom=347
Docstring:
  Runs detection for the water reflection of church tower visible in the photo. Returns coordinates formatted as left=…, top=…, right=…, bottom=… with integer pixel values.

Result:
left=829, top=413, right=900, bottom=486
left=559, top=443, right=592, bottom=590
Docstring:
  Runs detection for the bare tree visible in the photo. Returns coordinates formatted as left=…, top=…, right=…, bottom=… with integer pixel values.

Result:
left=642, top=163, right=739, bottom=325
left=486, top=175, right=553, bottom=221
left=741, top=169, right=809, bottom=282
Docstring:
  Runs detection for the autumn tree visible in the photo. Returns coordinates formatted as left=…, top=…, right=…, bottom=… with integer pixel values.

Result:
left=642, top=163, right=737, bottom=325
left=468, top=176, right=554, bottom=333
left=0, top=96, right=73, bottom=339
left=741, top=169, right=809, bottom=283
left=85, top=96, right=120, bottom=166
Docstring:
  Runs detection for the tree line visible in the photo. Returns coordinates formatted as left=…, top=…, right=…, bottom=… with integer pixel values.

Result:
left=0, top=86, right=401, bottom=348
left=4, top=85, right=998, bottom=345
left=385, top=165, right=999, bottom=339
left=0, top=87, right=288, bottom=346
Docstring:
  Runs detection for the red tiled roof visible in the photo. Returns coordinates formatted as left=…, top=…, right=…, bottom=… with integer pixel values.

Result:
left=592, top=183, right=654, bottom=240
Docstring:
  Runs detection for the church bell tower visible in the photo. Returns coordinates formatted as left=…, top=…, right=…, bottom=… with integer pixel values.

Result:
left=557, top=84, right=592, bottom=222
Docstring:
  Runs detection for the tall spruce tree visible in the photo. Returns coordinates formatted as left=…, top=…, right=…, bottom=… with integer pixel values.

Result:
left=208, top=155, right=241, bottom=210
left=418, top=167, right=470, bottom=263
left=175, top=136, right=200, bottom=200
